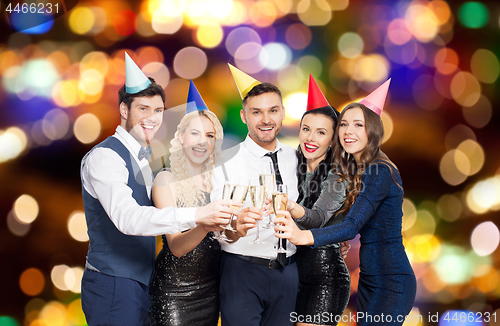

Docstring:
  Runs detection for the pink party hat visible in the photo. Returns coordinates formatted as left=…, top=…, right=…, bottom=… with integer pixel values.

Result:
left=359, top=79, right=391, bottom=116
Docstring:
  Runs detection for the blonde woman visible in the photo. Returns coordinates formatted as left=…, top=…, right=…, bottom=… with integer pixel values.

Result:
left=150, top=81, right=224, bottom=326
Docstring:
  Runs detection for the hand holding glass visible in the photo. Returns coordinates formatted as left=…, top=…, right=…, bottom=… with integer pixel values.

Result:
left=272, top=184, right=288, bottom=253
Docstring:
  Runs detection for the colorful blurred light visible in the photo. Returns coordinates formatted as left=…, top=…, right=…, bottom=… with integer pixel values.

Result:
left=440, top=149, right=467, bottom=186
left=249, top=1, right=277, bottom=27
left=225, top=27, right=262, bottom=57
left=405, top=210, right=436, bottom=244
left=436, top=194, right=462, bottom=222
left=380, top=111, right=393, bottom=144
left=456, top=140, right=484, bottom=176
left=73, top=113, right=101, bottom=144
left=173, top=47, right=208, bottom=79
left=0, top=316, right=19, bottom=326
left=39, top=301, right=67, bottom=326
left=7, top=210, right=31, bottom=236
left=434, top=246, right=474, bottom=284
left=152, top=5, right=183, bottom=34
left=338, top=32, right=364, bottom=59
left=297, top=56, right=322, bottom=79
left=450, top=72, right=481, bottom=107
left=434, top=48, right=459, bottom=75
left=283, top=92, right=308, bottom=126
left=68, top=211, right=89, bottom=242
left=69, top=7, right=95, bottom=35
left=19, top=268, right=45, bottom=296
left=412, top=74, right=443, bottom=110
left=113, top=10, right=136, bottom=36
left=51, top=265, right=70, bottom=291
left=353, top=55, right=390, bottom=84
left=462, top=95, right=493, bottom=129
left=234, top=42, right=264, bottom=74
left=297, top=0, right=331, bottom=26
left=142, top=62, right=170, bottom=89
left=0, top=127, right=27, bottom=163
left=466, top=177, right=500, bottom=214
left=277, top=64, right=305, bottom=91
left=42, top=109, right=70, bottom=141
left=13, top=194, right=39, bottom=224
left=405, top=3, right=439, bottom=43
left=470, top=49, right=499, bottom=84
left=402, top=198, right=417, bottom=231
left=196, top=24, right=224, bottom=48
left=445, top=125, right=476, bottom=151
left=259, top=43, right=292, bottom=71
left=285, top=24, right=312, bottom=50
left=471, top=222, right=499, bottom=256
left=458, top=2, right=489, bottom=29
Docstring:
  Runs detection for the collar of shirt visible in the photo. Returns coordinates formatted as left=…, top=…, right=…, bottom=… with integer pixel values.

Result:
left=242, top=134, right=284, bottom=158
left=114, top=126, right=147, bottom=162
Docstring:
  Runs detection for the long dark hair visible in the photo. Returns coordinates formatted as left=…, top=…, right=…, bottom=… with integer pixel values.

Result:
left=331, top=103, right=399, bottom=216
left=296, top=106, right=339, bottom=208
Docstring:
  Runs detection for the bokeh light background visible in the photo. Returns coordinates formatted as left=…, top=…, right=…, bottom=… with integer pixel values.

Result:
left=1, top=0, right=500, bottom=325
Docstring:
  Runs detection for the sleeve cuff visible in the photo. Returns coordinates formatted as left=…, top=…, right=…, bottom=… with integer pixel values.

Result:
left=177, top=207, right=197, bottom=230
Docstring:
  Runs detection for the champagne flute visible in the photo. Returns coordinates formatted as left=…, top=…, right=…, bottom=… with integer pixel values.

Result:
left=249, top=176, right=266, bottom=244
left=259, top=162, right=276, bottom=229
left=272, top=184, right=288, bottom=254
left=213, top=181, right=236, bottom=242
left=224, top=178, right=249, bottom=232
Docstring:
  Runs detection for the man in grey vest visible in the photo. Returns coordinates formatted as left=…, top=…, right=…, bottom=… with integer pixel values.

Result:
left=80, top=53, right=238, bottom=325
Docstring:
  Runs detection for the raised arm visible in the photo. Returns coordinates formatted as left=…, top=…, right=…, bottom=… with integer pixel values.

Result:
left=310, top=164, right=395, bottom=247
left=153, top=171, right=211, bottom=258
left=82, top=148, right=197, bottom=236
left=275, top=164, right=395, bottom=247
left=292, top=173, right=346, bottom=229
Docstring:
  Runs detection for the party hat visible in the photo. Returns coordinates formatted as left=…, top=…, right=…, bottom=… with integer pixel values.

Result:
left=359, top=78, right=391, bottom=116
left=125, top=52, right=151, bottom=94
left=306, top=75, right=331, bottom=111
left=228, top=63, right=261, bottom=99
left=186, top=80, right=210, bottom=114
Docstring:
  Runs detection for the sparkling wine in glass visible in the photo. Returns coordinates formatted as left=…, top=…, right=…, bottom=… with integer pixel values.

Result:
left=272, top=184, right=288, bottom=254
left=223, top=183, right=248, bottom=232
left=259, top=162, right=276, bottom=229
left=249, top=177, right=266, bottom=244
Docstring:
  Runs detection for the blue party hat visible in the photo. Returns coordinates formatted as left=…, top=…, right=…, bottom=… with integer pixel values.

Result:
left=186, top=80, right=210, bottom=114
left=125, top=52, right=151, bottom=94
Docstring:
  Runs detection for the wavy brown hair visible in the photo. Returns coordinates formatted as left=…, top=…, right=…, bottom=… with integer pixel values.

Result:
left=331, top=103, right=399, bottom=216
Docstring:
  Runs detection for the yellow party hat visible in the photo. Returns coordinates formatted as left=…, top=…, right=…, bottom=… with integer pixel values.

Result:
left=228, top=64, right=261, bottom=99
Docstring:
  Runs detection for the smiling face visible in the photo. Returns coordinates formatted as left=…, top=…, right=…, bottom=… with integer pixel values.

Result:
left=299, top=113, right=335, bottom=171
left=179, top=115, right=216, bottom=166
left=338, top=107, right=368, bottom=162
left=120, top=95, right=164, bottom=148
left=241, top=92, right=284, bottom=151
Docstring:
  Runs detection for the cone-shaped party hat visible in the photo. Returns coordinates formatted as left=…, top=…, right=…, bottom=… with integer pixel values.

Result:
left=125, top=52, right=151, bottom=94
left=186, top=80, right=210, bottom=114
left=228, top=63, right=261, bottom=99
left=359, top=79, right=391, bottom=116
left=306, top=75, right=331, bottom=111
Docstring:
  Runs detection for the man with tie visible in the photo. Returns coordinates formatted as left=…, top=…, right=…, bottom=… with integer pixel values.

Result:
left=210, top=65, right=299, bottom=326
left=80, top=53, right=237, bottom=326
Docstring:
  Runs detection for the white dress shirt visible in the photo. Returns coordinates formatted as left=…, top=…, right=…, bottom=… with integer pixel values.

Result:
left=81, top=126, right=197, bottom=236
left=211, top=135, right=298, bottom=259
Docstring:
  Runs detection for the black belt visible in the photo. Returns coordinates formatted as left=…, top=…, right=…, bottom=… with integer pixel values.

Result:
left=227, top=252, right=296, bottom=269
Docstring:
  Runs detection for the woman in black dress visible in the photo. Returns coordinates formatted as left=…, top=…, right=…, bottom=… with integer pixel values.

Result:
left=291, top=76, right=351, bottom=326
left=149, top=81, right=224, bottom=326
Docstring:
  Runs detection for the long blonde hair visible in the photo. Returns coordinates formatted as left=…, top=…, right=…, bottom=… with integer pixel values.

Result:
left=169, top=110, right=223, bottom=207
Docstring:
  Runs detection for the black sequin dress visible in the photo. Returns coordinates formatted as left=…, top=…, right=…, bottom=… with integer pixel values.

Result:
left=295, top=172, right=351, bottom=325
left=150, top=191, right=221, bottom=326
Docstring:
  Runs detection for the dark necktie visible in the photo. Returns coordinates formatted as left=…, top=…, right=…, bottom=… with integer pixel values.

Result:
left=138, top=146, right=152, bottom=161
left=265, top=152, right=283, bottom=185
left=265, top=151, right=287, bottom=266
